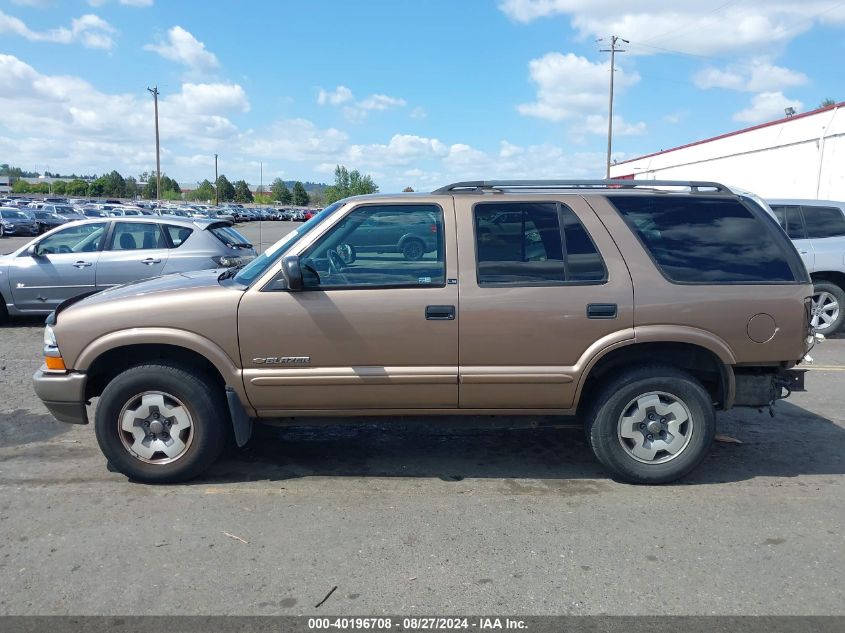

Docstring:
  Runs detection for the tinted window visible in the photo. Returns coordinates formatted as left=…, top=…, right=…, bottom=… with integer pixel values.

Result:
left=302, top=204, right=445, bottom=288
left=37, top=223, right=106, bottom=254
left=771, top=205, right=807, bottom=239
left=474, top=202, right=605, bottom=285
left=609, top=196, right=795, bottom=283
left=109, top=222, right=166, bottom=250
left=164, top=225, right=194, bottom=248
left=1, top=210, right=28, bottom=220
left=801, top=205, right=845, bottom=239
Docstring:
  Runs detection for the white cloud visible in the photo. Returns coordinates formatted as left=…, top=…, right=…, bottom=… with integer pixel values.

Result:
left=317, top=85, right=353, bottom=106
left=733, top=91, right=803, bottom=124
left=317, top=85, right=407, bottom=122
left=0, top=10, right=116, bottom=49
left=694, top=60, right=808, bottom=92
left=499, top=1, right=845, bottom=57
left=517, top=52, right=644, bottom=136
left=144, top=26, right=218, bottom=71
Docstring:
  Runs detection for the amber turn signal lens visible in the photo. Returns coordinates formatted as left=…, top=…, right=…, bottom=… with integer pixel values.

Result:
left=45, top=356, right=66, bottom=371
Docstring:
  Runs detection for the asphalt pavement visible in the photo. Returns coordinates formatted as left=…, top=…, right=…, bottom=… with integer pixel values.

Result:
left=0, top=221, right=842, bottom=615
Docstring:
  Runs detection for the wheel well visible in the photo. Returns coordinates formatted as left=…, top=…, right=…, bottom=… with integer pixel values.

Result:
left=579, top=342, right=727, bottom=413
left=810, top=271, right=845, bottom=291
left=84, top=344, right=225, bottom=401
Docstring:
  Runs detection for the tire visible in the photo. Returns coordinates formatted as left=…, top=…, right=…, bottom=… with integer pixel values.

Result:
left=401, top=238, right=425, bottom=261
left=94, top=363, right=228, bottom=483
left=810, top=280, right=844, bottom=335
left=585, top=364, right=716, bottom=484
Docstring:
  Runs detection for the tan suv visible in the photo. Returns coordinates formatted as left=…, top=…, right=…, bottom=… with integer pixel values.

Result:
left=32, top=180, right=815, bottom=484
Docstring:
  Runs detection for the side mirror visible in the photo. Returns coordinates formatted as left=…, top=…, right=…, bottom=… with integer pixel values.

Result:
left=26, top=244, right=40, bottom=257
left=282, top=255, right=303, bottom=291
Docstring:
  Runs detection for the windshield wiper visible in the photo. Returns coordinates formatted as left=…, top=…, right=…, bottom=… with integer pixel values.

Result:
left=217, top=264, right=245, bottom=281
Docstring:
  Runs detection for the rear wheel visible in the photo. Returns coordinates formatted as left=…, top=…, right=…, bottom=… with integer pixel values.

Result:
left=585, top=365, right=716, bottom=484
left=810, top=281, right=844, bottom=335
left=95, top=363, right=227, bottom=483
left=401, top=238, right=425, bottom=261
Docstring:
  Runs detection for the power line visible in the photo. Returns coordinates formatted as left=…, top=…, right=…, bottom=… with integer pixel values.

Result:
left=638, top=0, right=746, bottom=46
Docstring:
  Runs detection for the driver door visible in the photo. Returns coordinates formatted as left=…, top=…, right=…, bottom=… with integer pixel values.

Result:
left=238, top=201, right=459, bottom=414
left=8, top=222, right=107, bottom=312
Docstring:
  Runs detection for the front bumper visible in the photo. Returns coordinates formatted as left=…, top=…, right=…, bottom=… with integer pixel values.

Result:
left=32, top=366, right=88, bottom=424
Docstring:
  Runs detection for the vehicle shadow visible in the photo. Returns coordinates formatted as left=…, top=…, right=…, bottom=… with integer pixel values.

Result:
left=0, top=315, right=47, bottom=328
left=197, top=401, right=845, bottom=486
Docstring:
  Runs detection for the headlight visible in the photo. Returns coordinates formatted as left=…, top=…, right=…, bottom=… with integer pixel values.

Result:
left=43, top=325, right=66, bottom=371
left=44, top=325, right=57, bottom=348
left=212, top=256, right=242, bottom=267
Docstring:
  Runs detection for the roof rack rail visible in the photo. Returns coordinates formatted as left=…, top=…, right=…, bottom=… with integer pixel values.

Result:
left=431, top=179, right=731, bottom=195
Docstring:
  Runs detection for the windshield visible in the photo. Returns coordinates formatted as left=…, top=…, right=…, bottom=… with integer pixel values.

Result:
left=1, top=210, right=28, bottom=220
left=232, top=201, right=343, bottom=285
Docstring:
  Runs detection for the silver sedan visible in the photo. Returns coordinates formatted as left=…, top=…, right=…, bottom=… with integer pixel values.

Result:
left=0, top=216, right=255, bottom=318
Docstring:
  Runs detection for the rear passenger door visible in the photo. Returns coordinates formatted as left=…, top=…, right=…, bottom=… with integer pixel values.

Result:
left=801, top=204, right=845, bottom=274
left=771, top=205, right=814, bottom=271
left=95, top=221, right=170, bottom=288
left=454, top=197, right=634, bottom=410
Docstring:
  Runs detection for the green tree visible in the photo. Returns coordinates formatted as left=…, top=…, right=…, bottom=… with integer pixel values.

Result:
left=11, top=180, right=31, bottom=193
left=216, top=174, right=235, bottom=202
left=292, top=181, right=309, bottom=206
left=403, top=186, right=414, bottom=192
left=66, top=179, right=89, bottom=196
left=819, top=98, right=836, bottom=108
left=125, top=176, right=139, bottom=199
left=188, top=179, right=215, bottom=202
left=88, top=178, right=106, bottom=197
left=254, top=193, right=273, bottom=204
left=161, top=175, right=181, bottom=195
left=52, top=180, right=68, bottom=195
left=233, top=180, right=254, bottom=203
left=322, top=164, right=378, bottom=204
left=270, top=178, right=292, bottom=204
left=103, top=170, right=126, bottom=197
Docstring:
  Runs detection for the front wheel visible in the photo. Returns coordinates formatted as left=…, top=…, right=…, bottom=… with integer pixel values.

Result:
left=585, top=365, right=716, bottom=484
left=810, top=281, right=844, bottom=335
left=94, top=363, right=227, bottom=483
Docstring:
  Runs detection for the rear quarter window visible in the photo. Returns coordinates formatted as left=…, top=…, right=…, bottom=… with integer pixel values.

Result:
left=801, top=205, right=845, bottom=239
left=164, top=224, right=194, bottom=248
left=608, top=195, right=798, bottom=284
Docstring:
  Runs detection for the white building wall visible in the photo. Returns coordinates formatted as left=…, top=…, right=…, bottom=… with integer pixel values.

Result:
left=610, top=105, right=845, bottom=201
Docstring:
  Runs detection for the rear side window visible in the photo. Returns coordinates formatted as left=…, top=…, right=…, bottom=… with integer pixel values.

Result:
left=609, top=196, right=796, bottom=283
left=771, top=205, right=807, bottom=239
left=209, top=224, right=252, bottom=248
left=801, top=206, right=845, bottom=239
left=164, top=224, right=194, bottom=248
left=474, top=202, right=606, bottom=285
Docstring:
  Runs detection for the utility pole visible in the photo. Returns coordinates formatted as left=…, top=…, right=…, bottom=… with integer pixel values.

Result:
left=147, top=86, right=161, bottom=201
left=260, top=161, right=263, bottom=197
left=600, top=35, right=628, bottom=179
left=214, top=153, right=219, bottom=206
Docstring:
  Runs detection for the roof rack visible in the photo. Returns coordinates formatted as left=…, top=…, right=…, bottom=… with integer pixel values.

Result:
left=431, top=179, right=731, bottom=195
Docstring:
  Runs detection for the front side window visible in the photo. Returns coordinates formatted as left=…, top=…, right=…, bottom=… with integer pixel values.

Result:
left=301, top=204, right=445, bottom=289
left=108, top=222, right=166, bottom=251
left=474, top=202, right=605, bottom=285
left=36, top=223, right=106, bottom=254
left=609, top=195, right=796, bottom=283
left=801, top=206, right=845, bottom=239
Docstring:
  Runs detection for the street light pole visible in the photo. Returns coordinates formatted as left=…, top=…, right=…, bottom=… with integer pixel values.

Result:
left=147, top=86, right=161, bottom=201
left=214, top=153, right=219, bottom=206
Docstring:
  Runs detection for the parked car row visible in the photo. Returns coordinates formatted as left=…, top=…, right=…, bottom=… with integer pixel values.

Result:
left=0, top=216, right=256, bottom=318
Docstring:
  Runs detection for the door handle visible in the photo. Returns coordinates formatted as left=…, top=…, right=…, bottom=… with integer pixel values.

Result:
left=587, top=303, right=617, bottom=319
left=425, top=305, right=455, bottom=320
left=72, top=261, right=92, bottom=268
left=140, top=258, right=162, bottom=265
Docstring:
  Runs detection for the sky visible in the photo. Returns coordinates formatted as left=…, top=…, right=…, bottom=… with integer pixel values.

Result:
left=0, top=0, right=843, bottom=192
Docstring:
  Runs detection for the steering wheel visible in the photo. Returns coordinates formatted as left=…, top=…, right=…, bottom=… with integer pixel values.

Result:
left=326, top=249, right=349, bottom=284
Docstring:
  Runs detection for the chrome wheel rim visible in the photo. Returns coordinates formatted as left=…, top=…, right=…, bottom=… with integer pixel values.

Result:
left=617, top=391, right=694, bottom=464
left=118, top=391, right=194, bottom=465
left=810, top=291, right=839, bottom=331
